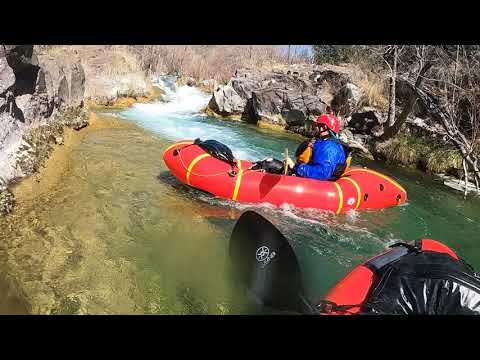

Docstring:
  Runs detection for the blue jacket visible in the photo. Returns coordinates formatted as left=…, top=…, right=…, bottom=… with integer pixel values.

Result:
left=295, top=139, right=346, bottom=181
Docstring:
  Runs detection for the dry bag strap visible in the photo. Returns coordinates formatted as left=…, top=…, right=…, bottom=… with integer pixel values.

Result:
left=315, top=299, right=367, bottom=314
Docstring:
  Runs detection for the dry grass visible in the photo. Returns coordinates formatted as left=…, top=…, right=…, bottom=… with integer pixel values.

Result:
left=426, top=148, right=463, bottom=173
left=104, top=46, right=143, bottom=77
left=346, top=62, right=388, bottom=110
left=42, top=45, right=70, bottom=58
left=357, top=72, right=388, bottom=110
left=131, top=45, right=306, bottom=84
left=377, top=136, right=430, bottom=166
left=377, top=134, right=463, bottom=174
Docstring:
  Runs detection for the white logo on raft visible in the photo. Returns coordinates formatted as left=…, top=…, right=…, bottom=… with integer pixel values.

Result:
left=256, top=246, right=276, bottom=268
left=347, top=197, right=356, bottom=206
left=256, top=246, right=270, bottom=262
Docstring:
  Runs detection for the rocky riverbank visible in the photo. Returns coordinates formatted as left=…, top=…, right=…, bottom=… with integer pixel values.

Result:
left=0, top=45, right=161, bottom=215
left=204, top=63, right=468, bottom=189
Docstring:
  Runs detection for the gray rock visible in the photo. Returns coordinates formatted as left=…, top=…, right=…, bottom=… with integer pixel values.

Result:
left=339, top=128, right=372, bottom=156
left=58, top=76, right=69, bottom=106
left=36, top=55, right=85, bottom=108
left=406, top=117, right=445, bottom=137
left=185, top=77, right=196, bottom=86
left=14, top=93, right=54, bottom=125
left=55, top=136, right=64, bottom=145
left=0, top=57, right=15, bottom=95
left=252, top=88, right=285, bottom=115
left=241, top=92, right=260, bottom=124
left=0, top=46, right=87, bottom=190
left=208, top=85, right=246, bottom=116
left=331, top=83, right=363, bottom=116
left=70, top=63, right=85, bottom=107
left=347, top=107, right=382, bottom=135
left=0, top=97, right=6, bottom=112
left=208, top=64, right=350, bottom=129
left=283, top=109, right=306, bottom=126
left=230, top=77, right=261, bottom=99
left=2, top=45, right=35, bottom=74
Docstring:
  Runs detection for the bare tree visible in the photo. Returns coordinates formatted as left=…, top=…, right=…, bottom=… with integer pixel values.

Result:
left=403, top=45, right=480, bottom=197
left=379, top=45, right=433, bottom=141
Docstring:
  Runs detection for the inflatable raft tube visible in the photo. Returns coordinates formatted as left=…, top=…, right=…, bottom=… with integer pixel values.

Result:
left=163, top=140, right=407, bottom=213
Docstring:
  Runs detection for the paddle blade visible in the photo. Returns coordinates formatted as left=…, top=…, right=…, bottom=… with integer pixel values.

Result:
left=229, top=210, right=313, bottom=313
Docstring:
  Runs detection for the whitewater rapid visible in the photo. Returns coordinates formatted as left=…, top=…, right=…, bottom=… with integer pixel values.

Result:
left=120, top=76, right=285, bottom=161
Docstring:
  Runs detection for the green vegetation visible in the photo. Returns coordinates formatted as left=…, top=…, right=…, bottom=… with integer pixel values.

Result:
left=376, top=134, right=463, bottom=174
left=313, top=45, right=360, bottom=65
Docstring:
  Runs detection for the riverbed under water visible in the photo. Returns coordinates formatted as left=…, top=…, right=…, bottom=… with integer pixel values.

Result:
left=1, top=76, right=479, bottom=314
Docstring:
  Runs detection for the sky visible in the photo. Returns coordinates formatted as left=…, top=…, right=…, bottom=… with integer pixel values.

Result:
left=278, top=45, right=313, bottom=57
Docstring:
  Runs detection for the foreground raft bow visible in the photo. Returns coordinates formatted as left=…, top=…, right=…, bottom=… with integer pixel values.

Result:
left=229, top=211, right=480, bottom=315
left=163, top=139, right=407, bottom=214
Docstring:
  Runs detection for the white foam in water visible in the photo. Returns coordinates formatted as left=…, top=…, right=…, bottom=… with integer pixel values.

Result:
left=120, top=75, right=268, bottom=161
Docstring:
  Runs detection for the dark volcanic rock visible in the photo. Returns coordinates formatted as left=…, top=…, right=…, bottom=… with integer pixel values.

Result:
left=348, top=108, right=382, bottom=135
left=208, top=64, right=355, bottom=129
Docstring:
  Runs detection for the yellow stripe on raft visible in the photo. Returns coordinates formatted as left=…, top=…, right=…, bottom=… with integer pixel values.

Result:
left=162, top=141, right=194, bottom=157
left=344, top=168, right=407, bottom=195
left=186, top=153, right=211, bottom=185
left=333, top=182, right=344, bottom=214
left=340, top=177, right=362, bottom=210
left=232, top=160, right=243, bottom=201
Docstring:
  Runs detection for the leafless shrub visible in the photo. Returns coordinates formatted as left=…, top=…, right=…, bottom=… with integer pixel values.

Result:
left=129, top=45, right=310, bottom=83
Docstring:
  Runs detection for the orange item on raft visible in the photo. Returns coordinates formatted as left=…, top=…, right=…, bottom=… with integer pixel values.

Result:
left=162, top=140, right=407, bottom=213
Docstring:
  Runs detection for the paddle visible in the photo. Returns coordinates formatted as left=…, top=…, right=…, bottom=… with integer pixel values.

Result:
left=228, top=210, right=317, bottom=314
left=284, top=148, right=289, bottom=175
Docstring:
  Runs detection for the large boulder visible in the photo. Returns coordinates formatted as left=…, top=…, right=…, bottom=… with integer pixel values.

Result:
left=331, top=83, right=363, bottom=116
left=208, top=64, right=360, bottom=129
left=2, top=46, right=42, bottom=98
left=347, top=107, right=383, bottom=136
left=208, top=85, right=246, bottom=116
left=0, top=45, right=87, bottom=191
left=69, top=63, right=85, bottom=107
left=36, top=55, right=85, bottom=108
left=338, top=128, right=373, bottom=158
left=229, top=77, right=260, bottom=99
left=241, top=92, right=260, bottom=124
left=14, top=94, right=54, bottom=125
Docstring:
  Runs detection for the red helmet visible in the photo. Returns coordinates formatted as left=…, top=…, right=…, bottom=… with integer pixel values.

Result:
left=316, top=114, right=341, bottom=134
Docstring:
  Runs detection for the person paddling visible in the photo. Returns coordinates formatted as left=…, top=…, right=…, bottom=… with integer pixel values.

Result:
left=289, top=107, right=348, bottom=180
left=253, top=107, right=350, bottom=181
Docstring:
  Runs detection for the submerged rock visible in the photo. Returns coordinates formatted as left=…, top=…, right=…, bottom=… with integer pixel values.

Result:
left=0, top=187, right=15, bottom=215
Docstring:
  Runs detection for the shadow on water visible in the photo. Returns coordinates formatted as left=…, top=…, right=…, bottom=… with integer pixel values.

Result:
left=157, top=170, right=184, bottom=190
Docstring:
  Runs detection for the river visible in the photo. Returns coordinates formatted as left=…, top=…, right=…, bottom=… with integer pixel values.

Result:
left=1, top=75, right=479, bottom=314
